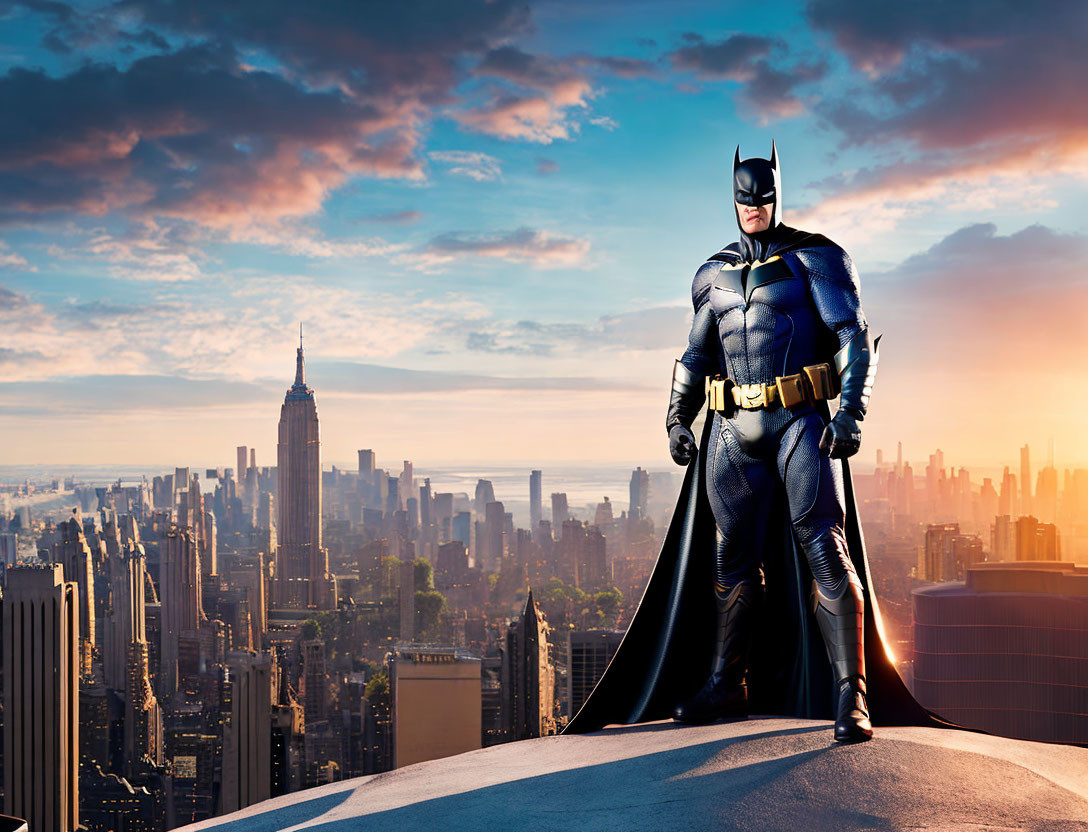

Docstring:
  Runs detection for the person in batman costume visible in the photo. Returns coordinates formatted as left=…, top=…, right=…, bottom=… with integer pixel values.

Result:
left=562, top=143, right=950, bottom=741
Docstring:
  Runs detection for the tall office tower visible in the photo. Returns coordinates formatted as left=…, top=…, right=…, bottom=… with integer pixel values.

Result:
left=566, top=630, right=623, bottom=718
left=999, top=467, right=1018, bottom=517
left=358, top=449, right=375, bottom=479
left=398, top=559, right=415, bottom=643
left=398, top=461, right=414, bottom=512
left=419, top=477, right=432, bottom=531
left=551, top=492, right=569, bottom=530
left=203, top=508, right=218, bottom=575
left=529, top=470, right=543, bottom=534
left=1020, top=444, right=1033, bottom=515
left=484, top=501, right=506, bottom=571
left=389, top=647, right=481, bottom=768
left=270, top=674, right=305, bottom=797
left=473, top=479, right=496, bottom=520
left=221, top=651, right=273, bottom=813
left=629, top=467, right=650, bottom=522
left=103, top=537, right=163, bottom=776
left=276, top=329, right=332, bottom=609
left=174, top=467, right=191, bottom=509
left=237, top=446, right=248, bottom=483
left=3, top=564, right=79, bottom=832
left=160, top=524, right=203, bottom=696
left=1035, top=464, right=1059, bottom=525
left=51, top=515, right=96, bottom=675
left=502, top=589, right=557, bottom=740
left=300, top=638, right=329, bottom=725
left=249, top=448, right=256, bottom=471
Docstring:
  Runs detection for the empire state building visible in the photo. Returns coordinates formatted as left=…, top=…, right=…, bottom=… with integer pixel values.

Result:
left=275, top=328, right=335, bottom=609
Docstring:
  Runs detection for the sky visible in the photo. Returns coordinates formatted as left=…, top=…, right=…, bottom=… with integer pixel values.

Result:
left=1, top=0, right=1087, bottom=475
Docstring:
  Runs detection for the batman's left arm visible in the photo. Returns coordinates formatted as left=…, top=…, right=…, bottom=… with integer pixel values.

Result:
left=794, top=246, right=878, bottom=420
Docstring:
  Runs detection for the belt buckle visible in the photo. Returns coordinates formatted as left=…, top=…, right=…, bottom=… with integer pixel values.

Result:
left=737, top=382, right=766, bottom=409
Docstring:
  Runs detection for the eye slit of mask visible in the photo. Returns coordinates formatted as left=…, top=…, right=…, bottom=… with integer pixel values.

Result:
left=760, top=191, right=775, bottom=198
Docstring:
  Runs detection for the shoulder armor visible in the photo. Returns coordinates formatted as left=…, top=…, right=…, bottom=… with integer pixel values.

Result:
left=707, top=243, right=743, bottom=264
left=790, top=245, right=859, bottom=289
left=692, top=260, right=723, bottom=310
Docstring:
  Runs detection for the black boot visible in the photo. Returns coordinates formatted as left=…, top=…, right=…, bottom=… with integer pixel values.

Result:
left=673, top=580, right=762, bottom=724
left=813, top=578, right=873, bottom=742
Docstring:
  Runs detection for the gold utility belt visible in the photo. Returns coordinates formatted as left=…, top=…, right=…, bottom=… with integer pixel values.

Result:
left=705, top=363, right=838, bottom=411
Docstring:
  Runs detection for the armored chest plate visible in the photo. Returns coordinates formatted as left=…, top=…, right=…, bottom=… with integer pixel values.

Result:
left=708, top=255, right=796, bottom=315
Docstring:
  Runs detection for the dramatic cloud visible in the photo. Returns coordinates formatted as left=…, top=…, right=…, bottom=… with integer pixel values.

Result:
left=409, top=227, right=591, bottom=270
left=668, top=33, right=777, bottom=80
left=861, top=223, right=1088, bottom=451
left=428, top=151, right=502, bottom=182
left=801, top=1, right=1088, bottom=226
left=0, top=1, right=535, bottom=230
left=666, top=33, right=826, bottom=123
left=455, top=46, right=596, bottom=143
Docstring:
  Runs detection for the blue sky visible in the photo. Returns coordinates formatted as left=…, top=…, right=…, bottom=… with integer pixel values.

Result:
left=2, top=0, right=1087, bottom=473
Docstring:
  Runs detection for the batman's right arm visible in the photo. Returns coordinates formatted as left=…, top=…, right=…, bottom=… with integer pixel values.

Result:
left=665, top=262, right=719, bottom=434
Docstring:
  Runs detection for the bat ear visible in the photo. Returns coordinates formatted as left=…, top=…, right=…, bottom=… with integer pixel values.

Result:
left=733, top=145, right=741, bottom=178
left=770, top=139, right=778, bottom=170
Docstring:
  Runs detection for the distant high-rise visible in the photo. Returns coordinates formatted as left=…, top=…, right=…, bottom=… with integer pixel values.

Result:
left=358, top=449, right=375, bottom=478
left=502, top=589, right=556, bottom=740
left=567, top=630, right=622, bottom=719
left=1020, top=444, right=1032, bottom=515
left=236, top=446, right=248, bottom=484
left=301, top=639, right=329, bottom=725
left=103, top=531, right=162, bottom=777
left=551, top=492, right=569, bottom=529
left=389, top=647, right=481, bottom=768
left=529, top=470, right=542, bottom=534
left=160, top=524, right=202, bottom=695
left=222, top=651, right=273, bottom=813
left=276, top=327, right=332, bottom=609
left=484, top=501, right=506, bottom=571
left=474, top=479, right=496, bottom=520
left=3, top=564, right=79, bottom=832
left=629, top=467, right=650, bottom=522
left=50, top=515, right=96, bottom=674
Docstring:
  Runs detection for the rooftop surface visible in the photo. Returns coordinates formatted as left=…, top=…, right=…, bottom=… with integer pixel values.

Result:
left=184, top=718, right=1088, bottom=832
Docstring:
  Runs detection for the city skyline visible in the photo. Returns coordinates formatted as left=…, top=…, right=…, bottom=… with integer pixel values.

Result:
left=2, top=2, right=1088, bottom=467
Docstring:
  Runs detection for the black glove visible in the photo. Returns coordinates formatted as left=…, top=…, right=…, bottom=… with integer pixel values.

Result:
left=819, top=409, right=861, bottom=459
left=669, top=424, right=697, bottom=466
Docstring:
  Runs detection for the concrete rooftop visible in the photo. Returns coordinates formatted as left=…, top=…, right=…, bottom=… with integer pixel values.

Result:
left=184, top=718, right=1088, bottom=831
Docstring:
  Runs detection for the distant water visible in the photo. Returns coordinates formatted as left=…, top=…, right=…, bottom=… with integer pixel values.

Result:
left=0, top=463, right=678, bottom=528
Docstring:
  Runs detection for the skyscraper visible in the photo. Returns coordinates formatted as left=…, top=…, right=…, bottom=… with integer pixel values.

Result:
left=551, top=492, right=569, bottom=529
left=3, top=564, right=79, bottom=832
left=529, top=470, right=542, bottom=535
left=160, top=524, right=202, bottom=695
left=1020, top=444, right=1032, bottom=515
left=502, top=589, right=556, bottom=740
left=50, top=515, right=96, bottom=674
left=221, top=651, right=273, bottom=813
left=275, top=327, right=332, bottom=609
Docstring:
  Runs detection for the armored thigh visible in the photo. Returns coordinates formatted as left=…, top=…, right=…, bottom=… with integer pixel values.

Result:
left=705, top=412, right=776, bottom=591
left=776, top=412, right=857, bottom=593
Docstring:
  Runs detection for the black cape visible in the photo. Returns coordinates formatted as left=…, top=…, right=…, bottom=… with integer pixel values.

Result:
left=563, top=404, right=951, bottom=734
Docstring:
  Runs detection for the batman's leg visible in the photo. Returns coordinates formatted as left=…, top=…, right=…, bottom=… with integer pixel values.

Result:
left=778, top=412, right=872, bottom=742
left=673, top=417, right=769, bottom=724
